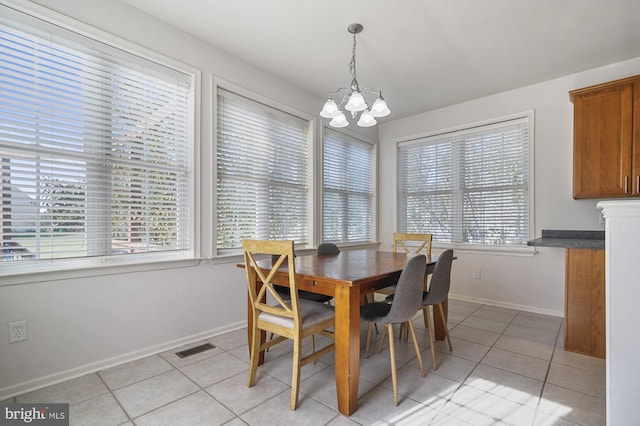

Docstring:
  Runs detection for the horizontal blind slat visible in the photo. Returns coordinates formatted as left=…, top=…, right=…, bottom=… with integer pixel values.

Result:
left=398, top=117, right=530, bottom=246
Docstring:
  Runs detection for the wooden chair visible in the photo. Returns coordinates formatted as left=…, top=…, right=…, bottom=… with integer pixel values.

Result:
left=243, top=239, right=335, bottom=410
left=266, top=243, right=337, bottom=352
left=370, top=232, right=433, bottom=302
left=421, top=249, right=454, bottom=370
left=360, top=255, right=427, bottom=406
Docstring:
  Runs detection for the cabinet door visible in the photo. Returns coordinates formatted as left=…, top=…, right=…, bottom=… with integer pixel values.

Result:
left=565, top=248, right=605, bottom=359
left=573, top=83, right=633, bottom=198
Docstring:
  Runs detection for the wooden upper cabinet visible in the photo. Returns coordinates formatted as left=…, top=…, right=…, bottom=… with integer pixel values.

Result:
left=570, top=75, right=640, bottom=199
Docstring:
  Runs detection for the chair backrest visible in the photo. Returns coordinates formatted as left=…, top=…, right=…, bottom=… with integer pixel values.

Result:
left=384, top=254, right=427, bottom=324
left=392, top=233, right=433, bottom=256
left=423, top=249, right=454, bottom=305
left=243, top=240, right=301, bottom=327
left=317, top=243, right=340, bottom=255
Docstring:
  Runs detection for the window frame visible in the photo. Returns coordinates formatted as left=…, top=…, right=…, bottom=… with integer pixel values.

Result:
left=320, top=126, right=377, bottom=246
left=0, top=0, right=201, bottom=281
left=396, top=111, right=535, bottom=255
left=212, top=79, right=315, bottom=258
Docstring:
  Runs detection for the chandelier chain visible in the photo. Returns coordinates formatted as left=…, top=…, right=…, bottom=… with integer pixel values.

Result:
left=348, top=31, right=359, bottom=91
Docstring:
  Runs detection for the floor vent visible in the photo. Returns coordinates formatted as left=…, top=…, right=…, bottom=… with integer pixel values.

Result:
left=175, top=343, right=216, bottom=358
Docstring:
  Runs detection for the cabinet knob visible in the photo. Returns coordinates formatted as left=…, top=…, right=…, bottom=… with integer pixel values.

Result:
left=625, top=176, right=629, bottom=193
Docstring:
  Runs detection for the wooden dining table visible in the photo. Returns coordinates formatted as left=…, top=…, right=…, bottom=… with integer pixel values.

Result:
left=240, top=249, right=447, bottom=416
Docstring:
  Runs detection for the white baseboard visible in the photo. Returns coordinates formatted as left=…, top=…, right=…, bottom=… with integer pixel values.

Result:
left=0, top=320, right=247, bottom=400
left=449, top=293, right=564, bottom=318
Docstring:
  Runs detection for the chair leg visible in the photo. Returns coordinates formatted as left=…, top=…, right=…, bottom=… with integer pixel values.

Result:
left=290, top=336, right=302, bottom=410
left=365, top=293, right=379, bottom=334
left=247, top=325, right=261, bottom=387
left=387, top=324, right=399, bottom=406
left=365, top=322, right=374, bottom=358
left=378, top=324, right=388, bottom=353
left=406, top=319, right=426, bottom=377
left=424, top=305, right=438, bottom=371
left=436, top=303, right=453, bottom=352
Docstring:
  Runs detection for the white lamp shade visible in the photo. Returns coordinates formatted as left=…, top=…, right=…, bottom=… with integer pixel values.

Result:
left=329, top=112, right=349, bottom=128
left=357, top=109, right=377, bottom=127
left=320, top=99, right=341, bottom=118
left=344, top=91, right=367, bottom=112
left=370, top=97, right=390, bottom=117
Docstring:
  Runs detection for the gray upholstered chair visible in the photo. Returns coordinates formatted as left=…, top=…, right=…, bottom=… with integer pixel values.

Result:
left=421, top=249, right=454, bottom=370
left=360, top=254, right=427, bottom=406
left=317, top=242, right=340, bottom=255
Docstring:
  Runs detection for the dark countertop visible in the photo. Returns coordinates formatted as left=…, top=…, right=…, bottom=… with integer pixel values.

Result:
left=527, top=229, right=605, bottom=249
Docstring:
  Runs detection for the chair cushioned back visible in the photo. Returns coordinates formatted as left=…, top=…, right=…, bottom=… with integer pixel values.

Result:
left=383, top=254, right=427, bottom=324
left=422, top=249, right=454, bottom=305
left=317, top=243, right=340, bottom=255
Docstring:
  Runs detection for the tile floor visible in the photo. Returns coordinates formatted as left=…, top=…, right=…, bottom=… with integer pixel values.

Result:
left=4, top=299, right=606, bottom=425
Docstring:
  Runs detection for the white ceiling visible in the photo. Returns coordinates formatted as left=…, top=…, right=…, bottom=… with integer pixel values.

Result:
left=121, top=0, right=640, bottom=121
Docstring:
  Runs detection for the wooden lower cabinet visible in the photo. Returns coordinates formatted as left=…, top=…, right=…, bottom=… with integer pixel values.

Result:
left=564, top=248, right=606, bottom=358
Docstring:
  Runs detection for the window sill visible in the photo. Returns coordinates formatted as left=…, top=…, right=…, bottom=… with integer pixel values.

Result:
left=432, top=243, right=537, bottom=257
left=0, top=255, right=201, bottom=287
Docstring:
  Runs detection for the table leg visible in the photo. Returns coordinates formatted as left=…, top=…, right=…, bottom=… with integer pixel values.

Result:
left=433, top=297, right=448, bottom=340
left=334, top=283, right=361, bottom=416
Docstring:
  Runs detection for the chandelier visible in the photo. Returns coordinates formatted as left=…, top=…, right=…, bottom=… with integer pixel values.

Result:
left=320, top=23, right=390, bottom=128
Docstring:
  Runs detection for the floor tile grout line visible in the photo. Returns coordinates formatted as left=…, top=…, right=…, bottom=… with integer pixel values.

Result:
left=95, top=370, right=134, bottom=425
left=8, top=302, right=605, bottom=425
left=530, top=318, right=566, bottom=426
left=442, top=303, right=549, bottom=423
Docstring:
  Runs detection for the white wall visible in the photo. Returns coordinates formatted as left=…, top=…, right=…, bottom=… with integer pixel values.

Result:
left=377, top=57, right=640, bottom=315
left=0, top=0, right=363, bottom=398
left=2, top=0, right=639, bottom=400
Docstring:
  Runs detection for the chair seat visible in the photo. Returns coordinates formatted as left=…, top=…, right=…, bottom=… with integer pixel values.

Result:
left=298, top=291, right=333, bottom=304
left=274, top=285, right=333, bottom=304
left=259, top=299, right=334, bottom=329
left=360, top=302, right=392, bottom=323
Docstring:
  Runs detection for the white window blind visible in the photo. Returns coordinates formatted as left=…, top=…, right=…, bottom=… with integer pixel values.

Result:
left=0, top=8, right=194, bottom=271
left=322, top=128, right=375, bottom=244
left=398, top=116, right=530, bottom=247
left=216, top=88, right=312, bottom=252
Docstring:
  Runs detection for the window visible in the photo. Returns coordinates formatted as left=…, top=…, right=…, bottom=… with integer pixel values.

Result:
left=0, top=7, right=195, bottom=274
left=398, top=115, right=532, bottom=248
left=322, top=128, right=375, bottom=244
left=215, top=88, right=312, bottom=253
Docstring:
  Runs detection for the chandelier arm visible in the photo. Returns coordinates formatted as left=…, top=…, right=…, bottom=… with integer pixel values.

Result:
left=325, top=88, right=351, bottom=110
left=360, top=88, right=382, bottom=97
left=327, top=87, right=350, bottom=98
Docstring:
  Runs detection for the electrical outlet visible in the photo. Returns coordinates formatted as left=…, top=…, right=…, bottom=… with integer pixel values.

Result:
left=9, top=320, right=28, bottom=343
left=472, top=269, right=481, bottom=280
